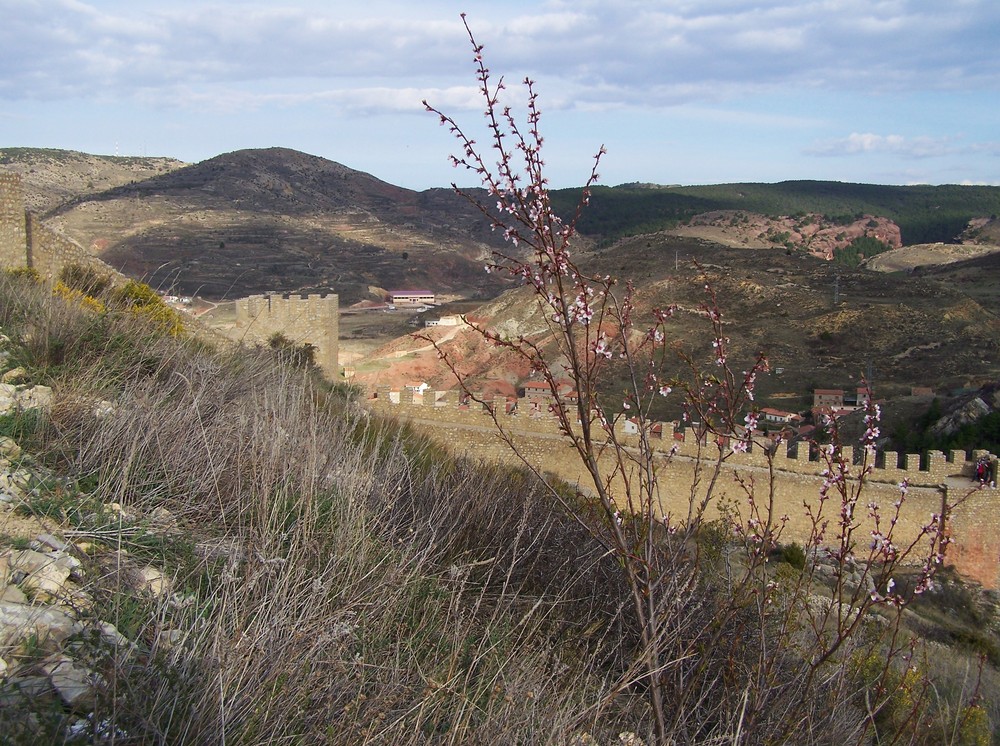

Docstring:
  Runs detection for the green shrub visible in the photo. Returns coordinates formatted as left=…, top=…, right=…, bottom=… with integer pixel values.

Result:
left=773, top=541, right=806, bottom=569
left=267, top=331, right=316, bottom=368
left=58, top=262, right=112, bottom=296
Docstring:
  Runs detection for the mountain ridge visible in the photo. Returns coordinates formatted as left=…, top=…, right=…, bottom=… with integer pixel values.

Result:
left=4, top=147, right=1000, bottom=392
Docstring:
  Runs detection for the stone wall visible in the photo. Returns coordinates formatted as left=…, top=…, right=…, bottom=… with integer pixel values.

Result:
left=234, top=293, right=340, bottom=376
left=25, top=213, right=104, bottom=279
left=372, top=389, right=1000, bottom=589
left=0, top=174, right=113, bottom=280
left=372, top=387, right=992, bottom=487
left=0, top=174, right=27, bottom=269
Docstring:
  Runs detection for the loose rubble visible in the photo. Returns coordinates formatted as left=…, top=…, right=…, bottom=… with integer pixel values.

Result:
left=0, top=343, right=176, bottom=738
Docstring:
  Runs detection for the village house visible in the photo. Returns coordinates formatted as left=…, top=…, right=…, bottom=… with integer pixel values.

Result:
left=812, top=387, right=871, bottom=419
left=521, top=380, right=578, bottom=413
left=424, top=314, right=464, bottom=328
left=623, top=418, right=665, bottom=438
left=760, top=407, right=799, bottom=425
left=390, top=289, right=436, bottom=305
left=843, top=387, right=871, bottom=408
left=813, top=389, right=844, bottom=409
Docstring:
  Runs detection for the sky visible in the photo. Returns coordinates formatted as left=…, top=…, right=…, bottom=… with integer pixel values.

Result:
left=1, top=0, right=999, bottom=190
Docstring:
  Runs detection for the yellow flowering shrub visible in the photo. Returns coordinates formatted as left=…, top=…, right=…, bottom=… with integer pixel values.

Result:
left=108, top=280, right=185, bottom=337
left=53, top=280, right=106, bottom=314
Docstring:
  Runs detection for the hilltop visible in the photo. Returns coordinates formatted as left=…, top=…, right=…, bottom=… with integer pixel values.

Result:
left=555, top=180, right=1000, bottom=247
left=2, top=146, right=999, bottom=403
left=5, top=147, right=1000, bottom=305
left=0, top=147, right=185, bottom=213
left=5, top=146, right=1000, bottom=310
left=35, top=148, right=514, bottom=304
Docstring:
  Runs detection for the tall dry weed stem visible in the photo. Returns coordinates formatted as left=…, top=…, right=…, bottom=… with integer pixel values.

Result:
left=422, top=15, right=972, bottom=743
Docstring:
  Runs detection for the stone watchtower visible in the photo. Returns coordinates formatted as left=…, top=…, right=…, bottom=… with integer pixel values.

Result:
left=234, top=293, right=340, bottom=378
left=0, top=174, right=28, bottom=268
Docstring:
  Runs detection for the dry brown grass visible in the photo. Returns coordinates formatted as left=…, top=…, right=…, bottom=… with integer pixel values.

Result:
left=0, top=271, right=996, bottom=744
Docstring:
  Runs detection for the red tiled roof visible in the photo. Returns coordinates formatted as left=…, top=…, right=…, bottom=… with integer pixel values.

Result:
left=761, top=407, right=794, bottom=417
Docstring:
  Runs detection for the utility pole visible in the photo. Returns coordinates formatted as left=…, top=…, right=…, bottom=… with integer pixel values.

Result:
left=833, top=275, right=840, bottom=306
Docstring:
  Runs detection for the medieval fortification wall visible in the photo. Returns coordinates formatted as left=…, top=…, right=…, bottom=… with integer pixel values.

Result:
left=371, top=388, right=1000, bottom=589
left=0, top=174, right=112, bottom=280
left=1, top=175, right=341, bottom=376
left=234, top=293, right=339, bottom=376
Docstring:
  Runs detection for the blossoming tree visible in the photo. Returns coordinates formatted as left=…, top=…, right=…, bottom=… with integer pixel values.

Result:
left=421, top=15, right=969, bottom=743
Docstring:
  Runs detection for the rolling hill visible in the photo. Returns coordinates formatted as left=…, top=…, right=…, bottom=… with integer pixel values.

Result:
left=38, top=148, right=515, bottom=304
left=0, top=147, right=186, bottom=213
left=356, top=232, right=1000, bottom=411
left=3, top=146, right=999, bottom=404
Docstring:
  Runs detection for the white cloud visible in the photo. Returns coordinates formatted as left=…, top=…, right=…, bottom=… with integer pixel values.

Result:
left=1, top=0, right=998, bottom=188
left=2, top=0, right=998, bottom=106
left=807, top=133, right=957, bottom=158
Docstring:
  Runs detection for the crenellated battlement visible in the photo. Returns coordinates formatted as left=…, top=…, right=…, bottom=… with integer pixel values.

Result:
left=370, top=386, right=995, bottom=488
left=370, top=385, right=1000, bottom=589
left=234, top=292, right=340, bottom=376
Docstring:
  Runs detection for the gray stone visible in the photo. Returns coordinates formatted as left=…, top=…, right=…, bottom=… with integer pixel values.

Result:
left=92, top=400, right=115, bottom=418
left=42, top=655, right=101, bottom=709
left=618, top=733, right=645, bottom=746
left=55, top=586, right=93, bottom=615
left=54, top=552, right=84, bottom=577
left=12, top=674, right=52, bottom=698
left=932, top=397, right=992, bottom=436
left=0, top=601, right=83, bottom=649
left=0, top=468, right=31, bottom=495
left=34, top=533, right=70, bottom=553
left=148, top=506, right=178, bottom=533
left=8, top=549, right=72, bottom=598
left=155, top=628, right=184, bottom=651
left=7, top=549, right=72, bottom=599
left=0, top=436, right=22, bottom=459
left=135, top=566, right=171, bottom=598
left=102, top=502, right=135, bottom=522
left=1, top=367, right=27, bottom=384
left=16, top=385, right=52, bottom=410
left=94, top=620, right=132, bottom=651
left=1, top=584, right=28, bottom=604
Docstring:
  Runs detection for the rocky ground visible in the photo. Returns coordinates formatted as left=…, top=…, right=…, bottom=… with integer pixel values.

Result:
left=0, top=355, right=182, bottom=737
left=673, top=210, right=901, bottom=259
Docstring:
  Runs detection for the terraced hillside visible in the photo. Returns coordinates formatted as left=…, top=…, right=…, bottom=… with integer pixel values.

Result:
left=42, top=148, right=513, bottom=303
